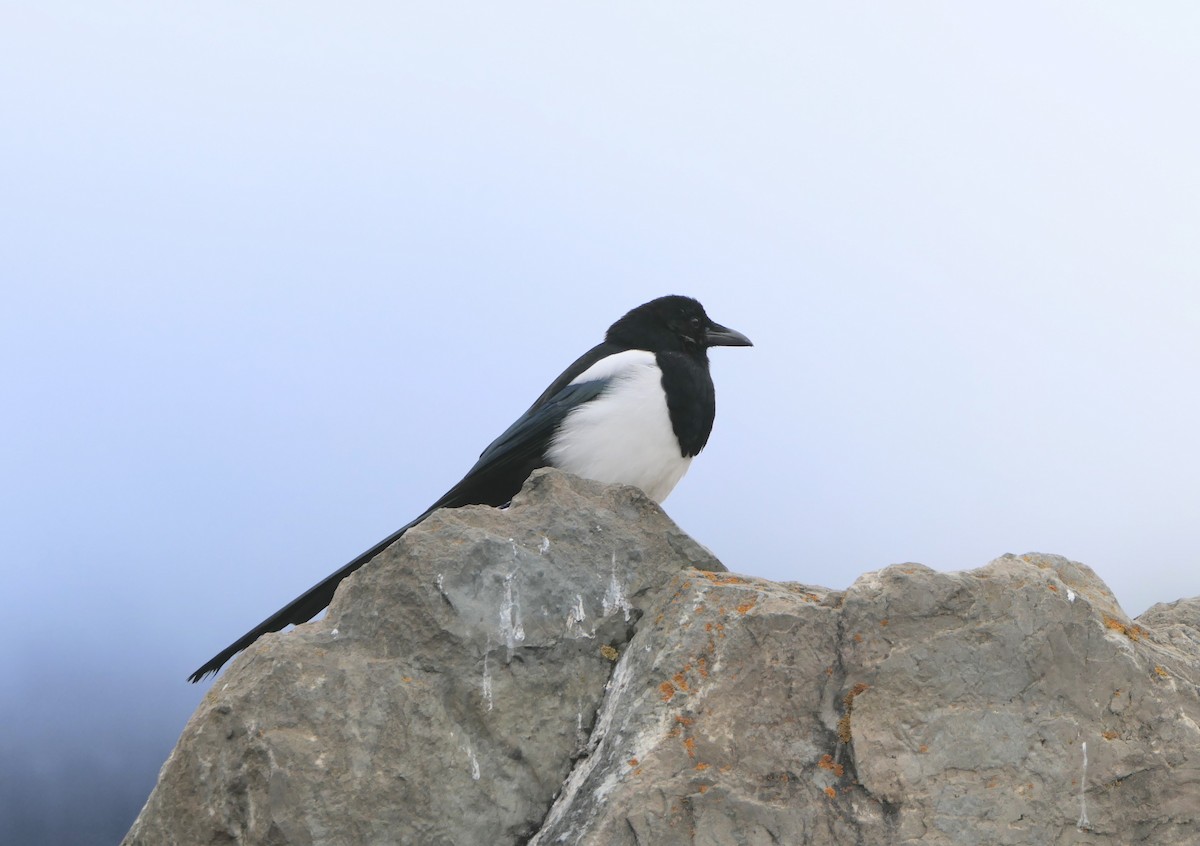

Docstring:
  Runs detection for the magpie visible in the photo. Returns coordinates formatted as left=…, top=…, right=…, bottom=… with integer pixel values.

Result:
left=189, top=295, right=751, bottom=682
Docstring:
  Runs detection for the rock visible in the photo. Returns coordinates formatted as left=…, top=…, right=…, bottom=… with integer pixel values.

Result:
left=125, top=474, right=1200, bottom=846
left=532, top=555, right=1200, bottom=846
left=123, top=469, right=722, bottom=846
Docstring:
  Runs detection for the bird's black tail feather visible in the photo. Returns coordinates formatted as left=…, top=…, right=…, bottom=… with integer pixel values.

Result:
left=188, top=403, right=557, bottom=682
left=187, top=516, right=423, bottom=683
left=188, top=462, right=534, bottom=683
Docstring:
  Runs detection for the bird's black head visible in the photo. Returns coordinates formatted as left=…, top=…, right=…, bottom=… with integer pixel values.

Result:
left=605, top=295, right=753, bottom=355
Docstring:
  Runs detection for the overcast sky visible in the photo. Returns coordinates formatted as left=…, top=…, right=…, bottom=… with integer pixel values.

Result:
left=4, top=4, right=1200, bottom=843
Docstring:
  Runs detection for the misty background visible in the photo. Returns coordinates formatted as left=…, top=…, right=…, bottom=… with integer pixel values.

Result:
left=3, top=4, right=1199, bottom=844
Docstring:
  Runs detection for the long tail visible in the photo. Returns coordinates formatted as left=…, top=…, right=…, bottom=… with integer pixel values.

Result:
left=188, top=435, right=549, bottom=682
left=187, top=516, right=422, bottom=683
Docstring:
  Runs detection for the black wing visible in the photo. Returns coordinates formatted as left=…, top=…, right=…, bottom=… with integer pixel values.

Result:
left=187, top=349, right=620, bottom=683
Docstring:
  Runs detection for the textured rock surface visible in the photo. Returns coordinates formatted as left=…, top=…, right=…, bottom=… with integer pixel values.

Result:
left=124, top=470, right=722, bottom=846
left=126, top=471, right=1200, bottom=846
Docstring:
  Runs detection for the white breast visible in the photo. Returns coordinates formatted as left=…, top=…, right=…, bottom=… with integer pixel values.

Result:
left=546, top=349, right=692, bottom=503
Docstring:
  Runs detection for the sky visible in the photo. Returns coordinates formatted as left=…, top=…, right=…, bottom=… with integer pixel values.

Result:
left=3, top=3, right=1200, bottom=844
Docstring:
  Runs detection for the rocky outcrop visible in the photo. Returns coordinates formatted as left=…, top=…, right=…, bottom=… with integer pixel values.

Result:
left=125, top=470, right=1200, bottom=846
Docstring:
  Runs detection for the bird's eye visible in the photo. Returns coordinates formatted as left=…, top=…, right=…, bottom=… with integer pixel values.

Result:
left=690, top=317, right=702, bottom=330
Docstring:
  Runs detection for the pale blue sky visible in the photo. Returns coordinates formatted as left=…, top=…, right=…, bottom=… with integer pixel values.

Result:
left=3, top=4, right=1199, bottom=842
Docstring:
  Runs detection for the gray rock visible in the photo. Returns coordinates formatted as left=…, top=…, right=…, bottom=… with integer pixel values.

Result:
left=126, top=476, right=1200, bottom=846
left=123, top=469, right=722, bottom=846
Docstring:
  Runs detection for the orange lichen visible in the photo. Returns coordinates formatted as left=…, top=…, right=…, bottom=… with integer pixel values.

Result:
left=818, top=754, right=845, bottom=777
left=845, top=683, right=870, bottom=703
left=1102, top=731, right=1119, bottom=740
left=1154, top=665, right=1171, bottom=678
left=837, top=714, right=853, bottom=744
left=736, top=597, right=758, bottom=615
left=600, top=644, right=619, bottom=661
left=695, top=762, right=710, bottom=771
left=628, top=758, right=639, bottom=767
left=837, top=684, right=870, bottom=743
left=879, top=619, right=889, bottom=627
left=673, top=673, right=690, bottom=692
left=674, top=715, right=694, bottom=727
left=684, top=737, right=697, bottom=758
left=824, top=786, right=837, bottom=799
left=660, top=681, right=677, bottom=702
left=699, top=571, right=748, bottom=586
left=1047, top=583, right=1059, bottom=592
left=1104, top=615, right=1150, bottom=641
left=698, top=784, right=710, bottom=793
left=697, top=657, right=709, bottom=678
left=918, top=744, right=929, bottom=754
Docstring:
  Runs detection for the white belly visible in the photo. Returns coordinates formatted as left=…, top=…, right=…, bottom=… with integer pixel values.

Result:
left=546, top=350, right=692, bottom=504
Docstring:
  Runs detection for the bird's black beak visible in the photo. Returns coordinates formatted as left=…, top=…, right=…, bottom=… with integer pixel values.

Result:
left=706, top=320, right=753, bottom=348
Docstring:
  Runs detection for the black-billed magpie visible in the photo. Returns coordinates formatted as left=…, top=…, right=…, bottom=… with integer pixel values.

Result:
left=189, top=295, right=751, bottom=682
